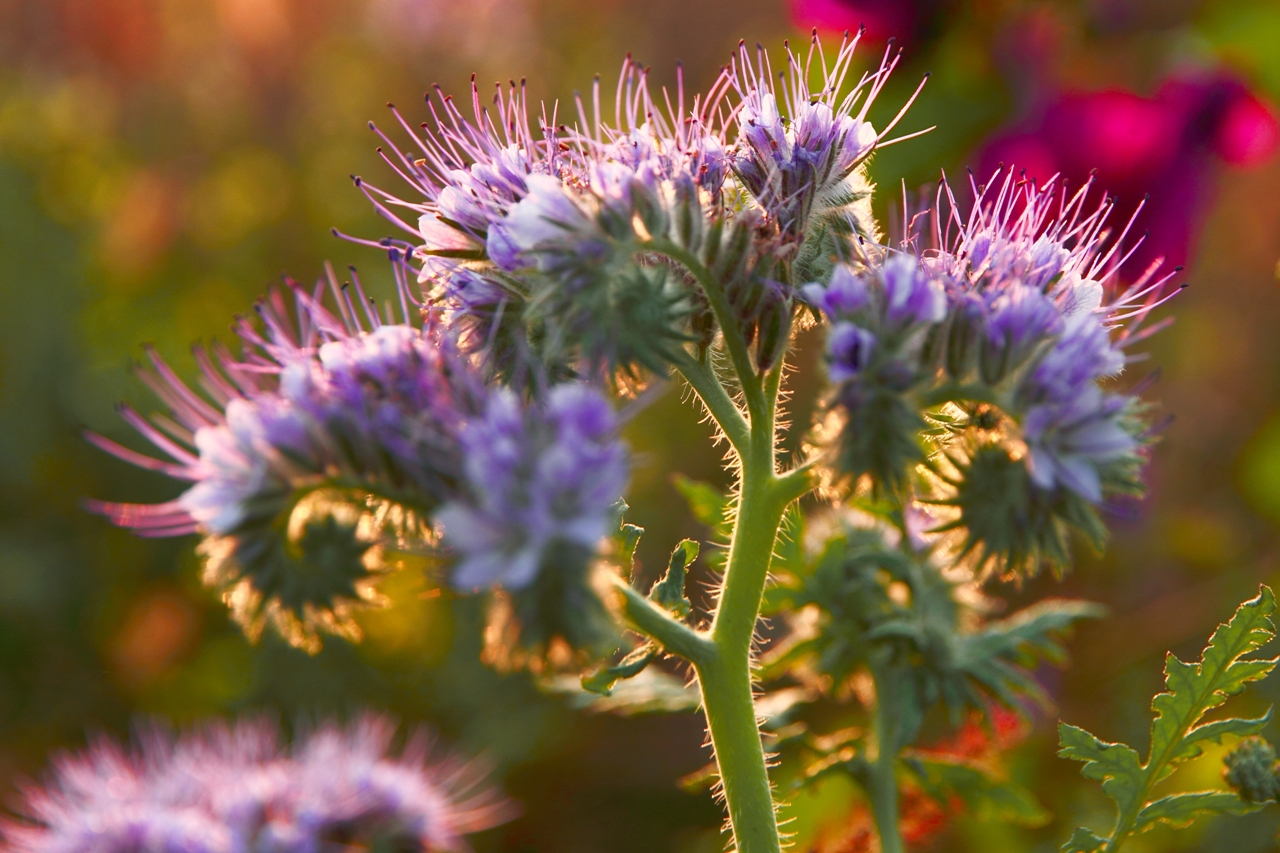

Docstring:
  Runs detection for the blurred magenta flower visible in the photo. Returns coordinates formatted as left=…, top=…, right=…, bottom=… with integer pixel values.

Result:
left=975, top=71, right=1280, bottom=274
left=788, top=0, right=954, bottom=46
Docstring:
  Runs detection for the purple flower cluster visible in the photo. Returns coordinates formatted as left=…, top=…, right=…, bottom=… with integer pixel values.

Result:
left=440, top=384, right=628, bottom=592
left=806, top=167, right=1174, bottom=504
left=2, top=715, right=509, bottom=853
left=354, top=35, right=924, bottom=378
left=90, top=267, right=629, bottom=651
left=729, top=36, right=889, bottom=250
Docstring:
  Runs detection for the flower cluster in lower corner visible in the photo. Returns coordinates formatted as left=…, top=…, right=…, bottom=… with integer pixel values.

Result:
left=802, top=168, right=1173, bottom=573
left=1, top=714, right=511, bottom=853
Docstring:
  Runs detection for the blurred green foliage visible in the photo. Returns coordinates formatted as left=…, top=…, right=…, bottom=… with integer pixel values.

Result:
left=2, top=1, right=1280, bottom=851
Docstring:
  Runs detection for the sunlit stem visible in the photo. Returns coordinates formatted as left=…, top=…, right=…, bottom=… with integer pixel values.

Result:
left=867, top=683, right=906, bottom=853
left=648, top=240, right=769, bottom=429
left=672, top=351, right=751, bottom=455
left=612, top=243, right=825, bottom=853
left=610, top=576, right=715, bottom=665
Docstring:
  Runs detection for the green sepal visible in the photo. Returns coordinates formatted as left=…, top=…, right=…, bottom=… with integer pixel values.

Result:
left=581, top=642, right=662, bottom=696
left=906, top=754, right=1050, bottom=827
left=650, top=539, right=697, bottom=618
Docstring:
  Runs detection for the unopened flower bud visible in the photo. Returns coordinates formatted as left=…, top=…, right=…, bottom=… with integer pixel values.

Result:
left=755, top=289, right=793, bottom=372
left=1225, top=737, right=1280, bottom=803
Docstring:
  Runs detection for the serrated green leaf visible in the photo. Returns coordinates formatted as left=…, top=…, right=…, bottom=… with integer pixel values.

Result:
left=581, top=643, right=660, bottom=695
left=910, top=755, right=1050, bottom=827
left=1058, top=723, right=1146, bottom=821
left=1148, top=586, right=1277, bottom=779
left=956, top=599, right=1104, bottom=712
left=1172, top=710, right=1274, bottom=767
left=1133, top=791, right=1264, bottom=833
left=649, top=539, right=697, bottom=618
left=1058, top=586, right=1279, bottom=853
left=1061, top=827, right=1107, bottom=853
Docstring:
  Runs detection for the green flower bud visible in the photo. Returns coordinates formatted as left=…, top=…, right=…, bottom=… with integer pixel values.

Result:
left=755, top=290, right=793, bottom=372
left=1225, top=737, right=1280, bottom=803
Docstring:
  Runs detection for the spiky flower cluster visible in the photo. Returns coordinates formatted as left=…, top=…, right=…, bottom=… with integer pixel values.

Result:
left=357, top=32, right=919, bottom=382
left=1, top=715, right=509, bottom=853
left=440, top=383, right=629, bottom=654
left=804, top=170, right=1177, bottom=574
left=91, top=268, right=628, bottom=653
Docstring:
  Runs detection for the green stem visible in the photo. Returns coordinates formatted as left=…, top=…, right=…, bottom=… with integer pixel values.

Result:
left=697, top=455, right=789, bottom=853
left=649, top=239, right=768, bottom=428
left=611, top=577, right=716, bottom=666
left=628, top=244, right=821, bottom=853
left=867, top=688, right=906, bottom=853
left=672, top=351, right=751, bottom=455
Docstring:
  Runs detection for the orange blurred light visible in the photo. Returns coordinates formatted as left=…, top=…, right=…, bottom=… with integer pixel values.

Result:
left=111, top=588, right=199, bottom=684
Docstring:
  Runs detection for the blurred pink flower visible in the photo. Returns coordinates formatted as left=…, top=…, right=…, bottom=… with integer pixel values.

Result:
left=975, top=72, right=1280, bottom=275
left=788, top=0, right=952, bottom=46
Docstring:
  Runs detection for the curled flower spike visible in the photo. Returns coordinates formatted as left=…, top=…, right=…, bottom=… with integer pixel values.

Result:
left=360, top=36, right=928, bottom=383
left=440, top=382, right=630, bottom=659
left=0, top=714, right=512, bottom=853
left=87, top=267, right=485, bottom=651
left=806, top=168, right=1177, bottom=574
left=729, top=32, right=929, bottom=281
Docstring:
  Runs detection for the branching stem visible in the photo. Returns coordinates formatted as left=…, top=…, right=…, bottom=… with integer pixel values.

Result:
left=619, top=244, right=831, bottom=853
left=610, top=577, right=716, bottom=666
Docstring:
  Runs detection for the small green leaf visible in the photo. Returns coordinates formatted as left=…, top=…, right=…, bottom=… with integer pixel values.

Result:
left=1133, top=791, right=1264, bottom=833
left=581, top=643, right=661, bottom=695
left=611, top=499, right=643, bottom=579
left=910, top=755, right=1050, bottom=827
left=618, top=524, right=643, bottom=578
left=1058, top=723, right=1146, bottom=821
left=673, top=475, right=731, bottom=529
left=1173, top=710, right=1273, bottom=766
left=1061, top=827, right=1107, bottom=853
left=650, top=539, right=697, bottom=618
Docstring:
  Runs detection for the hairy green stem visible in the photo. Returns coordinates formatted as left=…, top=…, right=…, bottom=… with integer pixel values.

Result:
left=611, top=577, right=716, bottom=665
left=620, top=245, right=825, bottom=853
left=649, top=239, right=769, bottom=428
left=672, top=352, right=751, bottom=454
left=695, top=453, right=791, bottom=853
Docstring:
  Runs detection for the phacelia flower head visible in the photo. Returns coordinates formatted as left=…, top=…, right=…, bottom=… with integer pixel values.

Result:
left=439, top=382, right=629, bottom=660
left=808, top=167, right=1178, bottom=574
left=363, top=57, right=740, bottom=381
left=88, top=268, right=485, bottom=651
left=1, top=714, right=511, bottom=853
left=728, top=32, right=928, bottom=281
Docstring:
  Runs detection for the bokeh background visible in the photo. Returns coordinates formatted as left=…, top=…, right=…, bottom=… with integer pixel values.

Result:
left=2, top=0, right=1280, bottom=850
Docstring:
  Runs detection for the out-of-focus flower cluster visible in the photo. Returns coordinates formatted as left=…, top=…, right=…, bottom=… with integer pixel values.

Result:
left=91, top=267, right=628, bottom=655
left=803, top=169, right=1172, bottom=574
left=1, top=714, right=509, bottom=853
